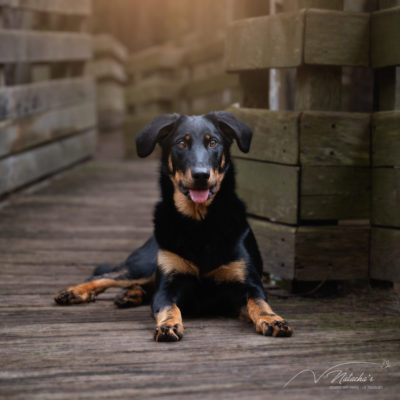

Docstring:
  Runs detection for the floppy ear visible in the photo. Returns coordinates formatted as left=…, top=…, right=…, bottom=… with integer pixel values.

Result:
left=136, top=113, right=180, bottom=158
left=206, top=111, right=253, bottom=153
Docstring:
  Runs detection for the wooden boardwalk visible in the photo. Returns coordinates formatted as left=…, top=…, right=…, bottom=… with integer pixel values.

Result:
left=0, top=158, right=399, bottom=399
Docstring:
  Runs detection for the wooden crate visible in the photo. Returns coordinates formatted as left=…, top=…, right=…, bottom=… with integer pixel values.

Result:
left=86, top=34, right=128, bottom=130
left=224, top=5, right=372, bottom=281
left=180, top=32, right=240, bottom=115
left=125, top=44, right=182, bottom=158
left=0, top=0, right=96, bottom=197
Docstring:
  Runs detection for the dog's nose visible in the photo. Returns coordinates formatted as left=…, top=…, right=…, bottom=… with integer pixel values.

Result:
left=192, top=168, right=210, bottom=182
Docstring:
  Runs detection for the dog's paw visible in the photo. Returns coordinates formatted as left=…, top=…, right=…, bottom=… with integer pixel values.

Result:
left=154, top=323, right=184, bottom=342
left=54, top=287, right=96, bottom=305
left=256, top=317, right=293, bottom=337
left=114, top=293, right=142, bottom=308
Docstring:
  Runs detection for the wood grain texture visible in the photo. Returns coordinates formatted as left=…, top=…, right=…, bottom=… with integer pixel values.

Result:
left=371, top=227, right=400, bottom=282
left=304, top=9, right=370, bottom=67
left=0, top=129, right=96, bottom=195
left=229, top=108, right=300, bottom=165
left=0, top=0, right=91, bottom=15
left=0, top=30, right=92, bottom=63
left=0, top=159, right=399, bottom=399
left=371, top=6, right=400, bottom=68
left=225, top=11, right=304, bottom=71
left=225, top=9, right=369, bottom=71
left=0, top=101, right=96, bottom=157
left=300, top=111, right=370, bottom=166
left=0, top=77, right=95, bottom=120
left=372, top=168, right=400, bottom=227
left=235, top=158, right=299, bottom=224
left=248, top=217, right=369, bottom=280
left=301, top=166, right=371, bottom=221
left=372, top=111, right=400, bottom=166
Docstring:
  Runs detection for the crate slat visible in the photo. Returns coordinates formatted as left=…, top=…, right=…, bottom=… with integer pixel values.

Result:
left=0, top=0, right=91, bottom=16
left=93, top=34, right=128, bottom=62
left=225, top=9, right=369, bottom=71
left=372, top=168, right=400, bottom=228
left=0, top=77, right=95, bottom=120
left=250, top=217, right=369, bottom=280
left=371, top=227, right=400, bottom=282
left=372, top=111, right=400, bottom=166
left=371, top=7, right=400, bottom=68
left=184, top=73, right=238, bottom=99
left=86, top=58, right=127, bottom=83
left=0, top=129, right=96, bottom=196
left=0, top=30, right=92, bottom=63
left=0, top=101, right=96, bottom=158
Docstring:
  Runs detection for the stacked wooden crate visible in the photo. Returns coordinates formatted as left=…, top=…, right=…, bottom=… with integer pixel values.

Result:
left=179, top=32, right=240, bottom=115
left=370, top=4, right=400, bottom=284
left=125, top=45, right=182, bottom=157
left=86, top=34, right=127, bottom=130
left=225, top=3, right=372, bottom=282
left=0, top=0, right=96, bottom=197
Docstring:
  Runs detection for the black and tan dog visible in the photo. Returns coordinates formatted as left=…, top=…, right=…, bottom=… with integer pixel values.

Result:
left=54, top=112, right=293, bottom=341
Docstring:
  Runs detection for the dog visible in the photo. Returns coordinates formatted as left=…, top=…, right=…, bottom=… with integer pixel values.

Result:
left=54, top=111, right=293, bottom=341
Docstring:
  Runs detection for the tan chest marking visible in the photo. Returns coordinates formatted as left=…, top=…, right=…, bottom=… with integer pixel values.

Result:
left=204, top=260, right=247, bottom=283
left=157, top=249, right=199, bottom=277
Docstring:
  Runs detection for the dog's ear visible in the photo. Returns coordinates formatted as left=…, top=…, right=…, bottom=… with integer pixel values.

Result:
left=136, top=113, right=180, bottom=158
left=206, top=111, right=253, bottom=153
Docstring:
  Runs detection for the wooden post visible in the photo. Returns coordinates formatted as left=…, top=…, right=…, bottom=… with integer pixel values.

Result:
left=239, top=70, right=270, bottom=108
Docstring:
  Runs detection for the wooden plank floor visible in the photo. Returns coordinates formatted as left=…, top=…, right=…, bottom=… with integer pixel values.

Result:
left=0, top=159, right=399, bottom=399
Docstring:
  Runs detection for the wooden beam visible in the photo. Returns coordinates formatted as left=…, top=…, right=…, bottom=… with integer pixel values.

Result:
left=300, top=111, right=370, bottom=166
left=239, top=70, right=269, bottom=108
left=235, top=158, right=299, bottom=224
left=86, top=58, right=127, bottom=84
left=371, top=7, right=400, bottom=68
left=0, top=30, right=92, bottom=63
left=375, top=67, right=400, bottom=111
left=371, top=227, right=400, bottom=283
left=0, top=129, right=96, bottom=196
left=0, top=77, right=95, bottom=120
left=93, top=34, right=128, bottom=62
left=372, top=168, right=400, bottom=227
left=249, top=217, right=369, bottom=280
left=301, top=166, right=371, bottom=221
left=183, top=73, right=238, bottom=99
left=225, top=11, right=304, bottom=71
left=372, top=111, right=400, bottom=166
left=295, top=66, right=342, bottom=111
left=229, top=108, right=300, bottom=165
left=225, top=9, right=369, bottom=71
left=0, top=101, right=96, bottom=158
left=0, top=0, right=91, bottom=15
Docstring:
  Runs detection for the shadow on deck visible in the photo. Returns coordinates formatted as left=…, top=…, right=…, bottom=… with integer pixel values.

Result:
left=0, top=134, right=399, bottom=399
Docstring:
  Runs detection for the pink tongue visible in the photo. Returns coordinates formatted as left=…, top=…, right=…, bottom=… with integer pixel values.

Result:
left=189, top=189, right=210, bottom=203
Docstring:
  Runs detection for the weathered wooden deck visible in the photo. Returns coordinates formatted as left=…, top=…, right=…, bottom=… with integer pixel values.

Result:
left=1, top=151, right=399, bottom=399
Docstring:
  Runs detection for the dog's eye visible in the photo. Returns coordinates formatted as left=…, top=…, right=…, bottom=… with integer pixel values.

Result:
left=209, top=139, right=217, bottom=148
left=177, top=140, right=186, bottom=149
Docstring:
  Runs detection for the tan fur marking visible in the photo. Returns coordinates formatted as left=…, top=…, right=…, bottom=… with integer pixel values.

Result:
left=170, top=167, right=225, bottom=221
left=54, top=275, right=155, bottom=305
left=205, top=260, right=246, bottom=283
left=247, top=298, right=293, bottom=337
left=185, top=134, right=190, bottom=141
left=220, top=154, right=226, bottom=169
left=168, top=154, right=173, bottom=172
left=158, top=249, right=199, bottom=277
left=154, top=303, right=184, bottom=342
left=205, top=134, right=211, bottom=141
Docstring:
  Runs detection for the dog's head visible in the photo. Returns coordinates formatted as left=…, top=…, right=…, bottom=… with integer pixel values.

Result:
left=136, top=112, right=252, bottom=218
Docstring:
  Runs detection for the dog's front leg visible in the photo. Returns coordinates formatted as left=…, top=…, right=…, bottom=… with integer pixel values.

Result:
left=152, top=275, right=184, bottom=342
left=246, top=297, right=293, bottom=337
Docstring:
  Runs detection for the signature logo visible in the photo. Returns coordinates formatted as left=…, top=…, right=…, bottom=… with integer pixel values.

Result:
left=283, top=360, right=390, bottom=389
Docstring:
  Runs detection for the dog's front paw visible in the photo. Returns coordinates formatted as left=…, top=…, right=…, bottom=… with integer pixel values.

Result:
left=256, top=317, right=293, bottom=337
left=154, top=323, right=184, bottom=342
left=54, top=287, right=96, bottom=305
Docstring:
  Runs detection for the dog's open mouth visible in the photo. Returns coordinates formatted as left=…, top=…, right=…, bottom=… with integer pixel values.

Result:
left=179, top=182, right=217, bottom=203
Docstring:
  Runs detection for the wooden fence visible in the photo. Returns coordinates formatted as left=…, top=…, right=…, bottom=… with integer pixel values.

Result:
left=225, top=3, right=374, bottom=282
left=0, top=0, right=96, bottom=197
left=86, top=34, right=127, bottom=130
